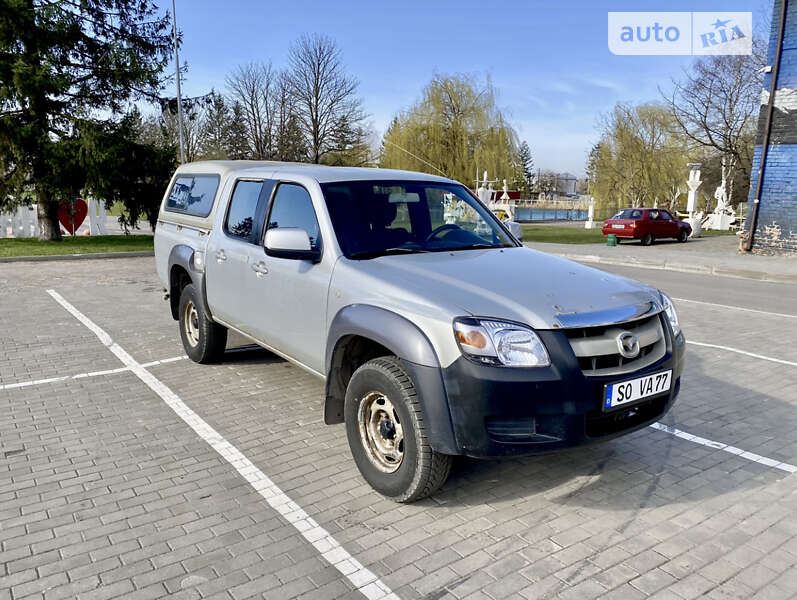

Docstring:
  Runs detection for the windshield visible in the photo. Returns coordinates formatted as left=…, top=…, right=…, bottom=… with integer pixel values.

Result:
left=321, top=180, right=517, bottom=259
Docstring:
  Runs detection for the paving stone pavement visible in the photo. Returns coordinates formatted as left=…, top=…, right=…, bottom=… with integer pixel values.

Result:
left=1, top=257, right=797, bottom=600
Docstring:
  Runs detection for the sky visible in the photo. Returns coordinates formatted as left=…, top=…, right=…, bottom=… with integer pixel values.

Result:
left=171, top=0, right=772, bottom=176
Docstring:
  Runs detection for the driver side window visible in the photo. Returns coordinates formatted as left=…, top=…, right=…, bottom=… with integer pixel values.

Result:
left=267, top=184, right=321, bottom=250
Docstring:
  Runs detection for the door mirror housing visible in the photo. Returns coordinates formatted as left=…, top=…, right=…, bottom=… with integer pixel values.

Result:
left=264, top=228, right=321, bottom=262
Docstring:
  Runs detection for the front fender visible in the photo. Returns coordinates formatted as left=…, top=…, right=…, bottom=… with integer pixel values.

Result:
left=324, top=305, right=459, bottom=455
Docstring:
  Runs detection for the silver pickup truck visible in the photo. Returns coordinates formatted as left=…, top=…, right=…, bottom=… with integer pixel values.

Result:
left=155, top=161, right=685, bottom=502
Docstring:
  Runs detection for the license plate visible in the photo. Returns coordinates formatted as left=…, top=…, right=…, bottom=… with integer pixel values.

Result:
left=604, top=370, right=672, bottom=411
left=612, top=224, right=625, bottom=229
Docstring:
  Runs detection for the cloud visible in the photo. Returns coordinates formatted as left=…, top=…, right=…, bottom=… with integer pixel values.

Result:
left=578, top=75, right=625, bottom=94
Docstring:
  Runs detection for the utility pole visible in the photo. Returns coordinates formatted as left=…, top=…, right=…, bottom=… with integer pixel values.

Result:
left=171, top=0, right=186, bottom=164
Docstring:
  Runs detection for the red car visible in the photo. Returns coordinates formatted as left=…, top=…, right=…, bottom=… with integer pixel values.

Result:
left=602, top=208, right=691, bottom=246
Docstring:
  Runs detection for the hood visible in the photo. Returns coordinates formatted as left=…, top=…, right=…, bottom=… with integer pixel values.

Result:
left=350, top=247, right=661, bottom=330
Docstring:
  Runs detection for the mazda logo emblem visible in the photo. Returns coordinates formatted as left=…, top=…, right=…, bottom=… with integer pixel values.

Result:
left=617, top=331, right=640, bottom=358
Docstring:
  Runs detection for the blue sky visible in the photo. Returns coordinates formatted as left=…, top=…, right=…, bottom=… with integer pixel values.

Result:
left=172, top=0, right=771, bottom=175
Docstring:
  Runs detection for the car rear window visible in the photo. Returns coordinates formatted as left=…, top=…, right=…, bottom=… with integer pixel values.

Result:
left=612, top=209, right=643, bottom=220
left=165, top=175, right=220, bottom=217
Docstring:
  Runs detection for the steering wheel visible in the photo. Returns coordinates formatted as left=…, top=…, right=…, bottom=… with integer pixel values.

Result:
left=426, top=223, right=461, bottom=242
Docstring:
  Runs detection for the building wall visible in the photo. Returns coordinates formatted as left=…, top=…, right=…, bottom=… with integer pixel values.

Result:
left=748, top=0, right=797, bottom=254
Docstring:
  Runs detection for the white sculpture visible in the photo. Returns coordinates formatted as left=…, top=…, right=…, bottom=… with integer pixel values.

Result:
left=704, top=179, right=736, bottom=230
left=88, top=197, right=108, bottom=235
left=585, top=197, right=596, bottom=229
left=685, top=163, right=702, bottom=237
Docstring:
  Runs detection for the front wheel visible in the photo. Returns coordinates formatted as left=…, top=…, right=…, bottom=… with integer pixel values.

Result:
left=345, top=357, right=452, bottom=502
left=179, top=283, right=228, bottom=363
left=677, top=230, right=689, bottom=243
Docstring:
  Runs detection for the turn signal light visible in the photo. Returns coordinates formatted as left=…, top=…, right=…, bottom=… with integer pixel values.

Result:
left=456, top=329, right=488, bottom=349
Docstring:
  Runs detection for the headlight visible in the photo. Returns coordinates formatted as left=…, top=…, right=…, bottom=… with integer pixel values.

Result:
left=453, top=318, right=550, bottom=367
left=660, top=292, right=680, bottom=336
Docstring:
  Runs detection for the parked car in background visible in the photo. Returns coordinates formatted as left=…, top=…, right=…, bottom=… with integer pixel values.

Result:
left=602, top=208, right=691, bottom=246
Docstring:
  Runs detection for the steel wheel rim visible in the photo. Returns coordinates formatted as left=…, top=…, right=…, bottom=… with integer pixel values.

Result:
left=357, top=391, right=404, bottom=473
left=183, top=300, right=200, bottom=347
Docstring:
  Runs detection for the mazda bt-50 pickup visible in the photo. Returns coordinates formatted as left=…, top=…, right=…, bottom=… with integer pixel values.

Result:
left=154, top=161, right=685, bottom=502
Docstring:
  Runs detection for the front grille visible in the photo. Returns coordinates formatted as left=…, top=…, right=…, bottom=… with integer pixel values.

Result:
left=564, top=314, right=666, bottom=377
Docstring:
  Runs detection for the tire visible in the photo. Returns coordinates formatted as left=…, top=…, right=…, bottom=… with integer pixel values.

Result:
left=641, top=233, right=654, bottom=246
left=178, top=283, right=227, bottom=363
left=677, top=230, right=688, bottom=243
left=344, top=357, right=452, bottom=502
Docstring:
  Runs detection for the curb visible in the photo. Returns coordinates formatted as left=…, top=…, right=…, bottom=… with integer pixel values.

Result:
left=550, top=251, right=797, bottom=284
left=0, top=251, right=154, bottom=264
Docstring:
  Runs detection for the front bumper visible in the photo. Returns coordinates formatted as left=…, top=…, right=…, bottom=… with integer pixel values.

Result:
left=440, top=322, right=686, bottom=458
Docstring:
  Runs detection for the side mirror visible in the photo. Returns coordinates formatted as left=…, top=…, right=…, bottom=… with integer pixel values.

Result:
left=264, top=228, right=321, bottom=262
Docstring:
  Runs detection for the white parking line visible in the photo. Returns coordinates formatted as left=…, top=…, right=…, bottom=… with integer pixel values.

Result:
left=686, top=340, right=797, bottom=368
left=649, top=422, right=797, bottom=473
left=46, top=289, right=397, bottom=600
left=0, top=356, right=187, bottom=391
left=673, top=297, right=797, bottom=319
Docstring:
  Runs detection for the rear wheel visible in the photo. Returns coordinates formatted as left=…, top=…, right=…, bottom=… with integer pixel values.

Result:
left=345, top=357, right=452, bottom=502
left=641, top=233, right=654, bottom=246
left=179, top=283, right=227, bottom=363
left=677, top=230, right=688, bottom=243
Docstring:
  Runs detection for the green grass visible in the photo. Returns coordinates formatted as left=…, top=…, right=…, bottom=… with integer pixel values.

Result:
left=700, top=229, right=738, bottom=236
left=521, top=225, right=606, bottom=244
left=0, top=235, right=153, bottom=258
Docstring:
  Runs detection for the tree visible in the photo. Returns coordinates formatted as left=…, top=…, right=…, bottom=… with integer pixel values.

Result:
left=272, top=71, right=307, bottom=162
left=226, top=62, right=276, bottom=159
left=226, top=102, right=251, bottom=160
left=159, top=95, right=212, bottom=162
left=322, top=115, right=372, bottom=167
left=379, top=74, right=520, bottom=184
left=287, top=34, right=366, bottom=164
left=76, top=113, right=175, bottom=231
left=664, top=47, right=765, bottom=206
left=199, top=92, right=233, bottom=160
left=0, top=0, right=172, bottom=240
left=515, top=141, right=534, bottom=194
left=590, top=103, right=691, bottom=215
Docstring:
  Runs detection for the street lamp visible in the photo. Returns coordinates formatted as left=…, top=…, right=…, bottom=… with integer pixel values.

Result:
left=171, top=0, right=186, bottom=164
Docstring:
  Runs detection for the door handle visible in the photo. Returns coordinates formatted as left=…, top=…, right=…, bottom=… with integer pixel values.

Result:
left=251, top=261, right=269, bottom=276
left=215, top=250, right=227, bottom=263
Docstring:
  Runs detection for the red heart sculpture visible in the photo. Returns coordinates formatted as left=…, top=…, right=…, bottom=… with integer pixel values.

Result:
left=58, top=199, right=88, bottom=235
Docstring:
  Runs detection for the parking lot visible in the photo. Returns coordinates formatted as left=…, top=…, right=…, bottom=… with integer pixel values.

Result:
left=2, top=257, right=797, bottom=600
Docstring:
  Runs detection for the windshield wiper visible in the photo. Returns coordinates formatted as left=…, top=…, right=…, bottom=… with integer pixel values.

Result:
left=349, top=247, right=431, bottom=259
left=444, top=243, right=506, bottom=252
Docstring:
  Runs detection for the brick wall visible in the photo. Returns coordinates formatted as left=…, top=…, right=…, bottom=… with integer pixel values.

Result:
left=747, top=0, right=797, bottom=254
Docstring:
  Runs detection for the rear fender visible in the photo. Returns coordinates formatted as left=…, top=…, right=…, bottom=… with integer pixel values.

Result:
left=167, top=244, right=211, bottom=320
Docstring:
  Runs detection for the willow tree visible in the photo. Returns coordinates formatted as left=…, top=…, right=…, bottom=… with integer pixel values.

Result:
left=588, top=103, right=691, bottom=215
left=380, top=74, right=520, bottom=184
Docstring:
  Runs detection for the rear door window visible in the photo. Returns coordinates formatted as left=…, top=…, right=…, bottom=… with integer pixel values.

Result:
left=165, top=175, right=220, bottom=217
left=225, top=180, right=263, bottom=242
